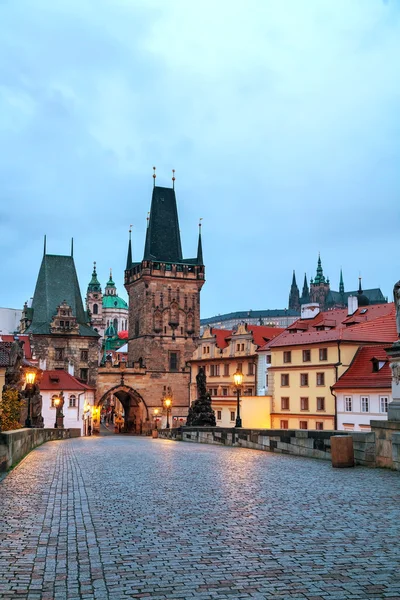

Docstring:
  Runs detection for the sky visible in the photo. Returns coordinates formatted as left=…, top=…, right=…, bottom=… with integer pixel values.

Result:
left=0, top=0, right=399, bottom=319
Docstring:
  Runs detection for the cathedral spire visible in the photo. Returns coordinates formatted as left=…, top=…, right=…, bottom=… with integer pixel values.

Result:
left=87, top=261, right=101, bottom=293
left=288, top=270, right=300, bottom=310
left=197, top=219, right=203, bottom=265
left=314, top=253, right=326, bottom=284
left=126, top=226, right=132, bottom=270
left=339, top=268, right=344, bottom=295
left=143, top=184, right=183, bottom=262
left=301, top=273, right=310, bottom=304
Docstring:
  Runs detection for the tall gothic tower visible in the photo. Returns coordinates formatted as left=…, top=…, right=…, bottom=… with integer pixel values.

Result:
left=124, top=184, right=205, bottom=380
left=310, top=254, right=330, bottom=308
left=288, top=271, right=300, bottom=311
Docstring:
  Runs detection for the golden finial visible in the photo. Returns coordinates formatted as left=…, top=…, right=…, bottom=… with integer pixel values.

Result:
left=172, top=169, right=175, bottom=189
left=153, top=166, right=156, bottom=187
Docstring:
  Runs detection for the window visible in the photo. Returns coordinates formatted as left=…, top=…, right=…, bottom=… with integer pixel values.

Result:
left=248, top=362, right=254, bottom=375
left=283, top=351, right=292, bottom=364
left=316, top=422, right=324, bottom=431
left=302, top=350, right=311, bottom=362
left=237, top=362, right=242, bottom=373
left=113, top=318, right=118, bottom=332
left=380, top=396, right=389, bottom=413
left=241, top=343, right=245, bottom=351
left=266, top=354, right=271, bottom=364
left=316, top=397, right=325, bottom=411
left=222, top=388, right=228, bottom=396
left=281, top=397, right=289, bottom=410
left=300, top=373, right=309, bottom=387
left=135, top=321, right=139, bottom=336
left=224, top=364, right=230, bottom=377
left=316, top=372, right=325, bottom=386
left=210, top=364, right=220, bottom=377
left=65, top=321, right=70, bottom=328
left=81, top=350, right=88, bottom=361
left=244, top=388, right=253, bottom=396
left=345, top=396, right=352, bottom=412
left=299, top=421, right=308, bottom=430
left=217, top=410, right=222, bottom=420
left=55, top=348, right=64, bottom=361
left=319, top=348, right=328, bottom=361
left=230, top=411, right=235, bottom=421
left=280, top=420, right=289, bottom=429
left=236, top=343, right=240, bottom=351
left=93, top=304, right=98, bottom=315
left=169, top=352, right=178, bottom=372
left=69, top=395, right=76, bottom=408
left=80, top=368, right=88, bottom=382
left=59, top=320, right=64, bottom=327
left=300, top=397, right=309, bottom=411
left=212, top=388, right=218, bottom=396
left=281, top=374, right=289, bottom=387
left=361, top=396, right=369, bottom=413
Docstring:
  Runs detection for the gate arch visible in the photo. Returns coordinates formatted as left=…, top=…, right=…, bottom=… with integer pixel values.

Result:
left=98, top=384, right=149, bottom=434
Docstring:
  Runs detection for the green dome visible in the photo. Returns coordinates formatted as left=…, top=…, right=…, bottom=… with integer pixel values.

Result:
left=102, top=295, right=128, bottom=309
left=105, top=323, right=116, bottom=337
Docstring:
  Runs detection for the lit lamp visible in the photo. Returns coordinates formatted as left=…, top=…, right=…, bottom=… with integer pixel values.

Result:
left=153, top=407, right=160, bottom=430
left=163, top=395, right=172, bottom=429
left=53, top=392, right=65, bottom=429
left=233, top=369, right=243, bottom=428
left=24, top=369, right=37, bottom=428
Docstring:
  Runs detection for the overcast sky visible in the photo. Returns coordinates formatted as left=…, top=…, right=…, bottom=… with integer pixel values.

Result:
left=0, top=0, right=399, bottom=319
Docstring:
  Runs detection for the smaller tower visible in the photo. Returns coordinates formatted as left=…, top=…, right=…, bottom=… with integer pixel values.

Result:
left=310, top=254, right=331, bottom=309
left=86, top=262, right=105, bottom=336
left=288, top=271, right=300, bottom=311
left=105, top=270, right=117, bottom=297
left=357, top=277, right=370, bottom=307
left=339, top=268, right=345, bottom=295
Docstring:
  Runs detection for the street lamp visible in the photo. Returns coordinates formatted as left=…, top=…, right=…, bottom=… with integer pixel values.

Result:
left=24, top=369, right=37, bottom=428
left=163, top=395, right=172, bottom=429
left=233, top=369, right=243, bottom=428
left=53, top=392, right=65, bottom=429
left=153, top=407, right=160, bottom=430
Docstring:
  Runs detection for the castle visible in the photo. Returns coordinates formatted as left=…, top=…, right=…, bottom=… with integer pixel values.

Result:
left=289, top=255, right=387, bottom=311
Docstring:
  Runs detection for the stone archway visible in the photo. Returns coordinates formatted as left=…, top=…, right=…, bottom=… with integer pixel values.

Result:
left=98, top=384, right=149, bottom=434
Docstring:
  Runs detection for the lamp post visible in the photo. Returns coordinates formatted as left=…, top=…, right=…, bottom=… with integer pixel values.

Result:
left=153, top=408, right=160, bottom=430
left=53, top=392, right=65, bottom=429
left=24, top=369, right=37, bottom=428
left=233, top=369, right=243, bottom=428
left=163, top=394, right=172, bottom=429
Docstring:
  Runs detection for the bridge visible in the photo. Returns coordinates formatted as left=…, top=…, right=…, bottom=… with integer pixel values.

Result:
left=0, top=436, right=399, bottom=599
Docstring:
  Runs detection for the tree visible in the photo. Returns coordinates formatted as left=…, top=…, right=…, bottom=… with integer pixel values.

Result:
left=186, top=366, right=216, bottom=426
left=0, top=387, right=24, bottom=431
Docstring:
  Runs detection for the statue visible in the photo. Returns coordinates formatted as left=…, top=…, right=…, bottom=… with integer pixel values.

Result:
left=394, top=280, right=400, bottom=339
left=5, top=338, right=24, bottom=387
left=30, top=383, right=44, bottom=428
left=186, top=366, right=216, bottom=427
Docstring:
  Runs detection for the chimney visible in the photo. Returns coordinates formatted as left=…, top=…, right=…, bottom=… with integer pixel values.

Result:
left=301, top=303, right=320, bottom=320
left=347, top=295, right=358, bottom=316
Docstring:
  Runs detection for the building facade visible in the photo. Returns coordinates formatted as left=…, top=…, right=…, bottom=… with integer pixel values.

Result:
left=266, top=301, right=396, bottom=430
left=20, top=244, right=100, bottom=386
left=333, top=346, right=392, bottom=431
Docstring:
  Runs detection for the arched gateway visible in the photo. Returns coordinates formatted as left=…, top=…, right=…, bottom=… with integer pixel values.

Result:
left=97, top=384, right=149, bottom=434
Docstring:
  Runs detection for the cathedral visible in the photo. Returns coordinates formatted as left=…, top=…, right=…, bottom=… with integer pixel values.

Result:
left=85, top=265, right=129, bottom=339
left=289, top=255, right=387, bottom=311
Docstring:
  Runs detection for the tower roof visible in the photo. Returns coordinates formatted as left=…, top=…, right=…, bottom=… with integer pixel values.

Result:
left=339, top=268, right=344, bottom=295
left=314, top=253, right=326, bottom=285
left=87, top=262, right=101, bottom=293
left=143, top=186, right=183, bottom=262
left=106, top=269, right=115, bottom=288
left=26, top=254, right=97, bottom=336
left=197, top=223, right=204, bottom=265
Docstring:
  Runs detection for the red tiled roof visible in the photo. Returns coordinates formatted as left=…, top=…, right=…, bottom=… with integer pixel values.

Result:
left=263, top=304, right=396, bottom=349
left=0, top=342, right=11, bottom=367
left=246, top=325, right=284, bottom=348
left=332, top=346, right=392, bottom=390
left=213, top=329, right=233, bottom=349
left=0, top=335, right=32, bottom=359
left=40, top=370, right=95, bottom=391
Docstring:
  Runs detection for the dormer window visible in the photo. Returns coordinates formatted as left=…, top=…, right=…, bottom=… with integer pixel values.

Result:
left=372, top=358, right=386, bottom=372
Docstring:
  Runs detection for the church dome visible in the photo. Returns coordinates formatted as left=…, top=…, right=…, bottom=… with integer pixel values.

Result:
left=102, top=296, right=128, bottom=310
left=105, top=323, right=116, bottom=337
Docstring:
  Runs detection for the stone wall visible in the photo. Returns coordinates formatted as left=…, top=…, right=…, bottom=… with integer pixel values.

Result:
left=0, top=428, right=81, bottom=472
left=158, top=427, right=376, bottom=467
left=370, top=420, right=400, bottom=470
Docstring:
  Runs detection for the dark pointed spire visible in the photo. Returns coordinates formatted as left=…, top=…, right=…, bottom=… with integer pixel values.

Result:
left=126, top=225, right=132, bottom=270
left=314, top=252, right=326, bottom=284
left=358, top=276, right=362, bottom=294
left=289, top=270, right=300, bottom=310
left=301, top=273, right=310, bottom=304
left=143, top=185, right=183, bottom=262
left=172, top=169, right=175, bottom=190
left=339, top=268, right=344, bottom=295
left=71, top=237, right=74, bottom=257
left=153, top=166, right=156, bottom=188
left=43, top=235, right=47, bottom=256
left=197, top=219, right=203, bottom=265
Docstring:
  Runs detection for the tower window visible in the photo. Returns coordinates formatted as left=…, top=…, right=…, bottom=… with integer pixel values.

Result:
left=93, top=304, right=98, bottom=315
left=55, top=348, right=64, bottom=361
left=169, top=352, right=179, bottom=372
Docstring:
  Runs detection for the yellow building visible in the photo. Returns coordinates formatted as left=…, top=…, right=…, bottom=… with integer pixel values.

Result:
left=265, top=303, right=395, bottom=430
left=189, top=323, right=283, bottom=427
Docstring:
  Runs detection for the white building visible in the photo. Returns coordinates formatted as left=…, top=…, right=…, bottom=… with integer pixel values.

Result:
left=333, top=346, right=391, bottom=432
left=0, top=307, right=22, bottom=335
left=40, top=370, right=95, bottom=435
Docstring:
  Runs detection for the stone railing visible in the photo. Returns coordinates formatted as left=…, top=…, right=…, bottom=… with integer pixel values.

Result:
left=0, top=428, right=81, bottom=473
left=158, top=427, right=376, bottom=467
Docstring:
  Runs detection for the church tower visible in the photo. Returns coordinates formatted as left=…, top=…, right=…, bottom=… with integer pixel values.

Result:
left=300, top=273, right=310, bottom=305
left=310, top=254, right=331, bottom=308
left=288, top=271, right=300, bottom=310
left=86, top=262, right=105, bottom=336
left=124, top=180, right=205, bottom=406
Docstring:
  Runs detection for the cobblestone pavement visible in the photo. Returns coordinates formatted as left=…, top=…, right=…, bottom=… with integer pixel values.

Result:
left=1, top=437, right=400, bottom=600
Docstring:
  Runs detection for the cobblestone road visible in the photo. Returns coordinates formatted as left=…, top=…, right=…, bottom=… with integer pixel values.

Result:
left=1, top=436, right=400, bottom=600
